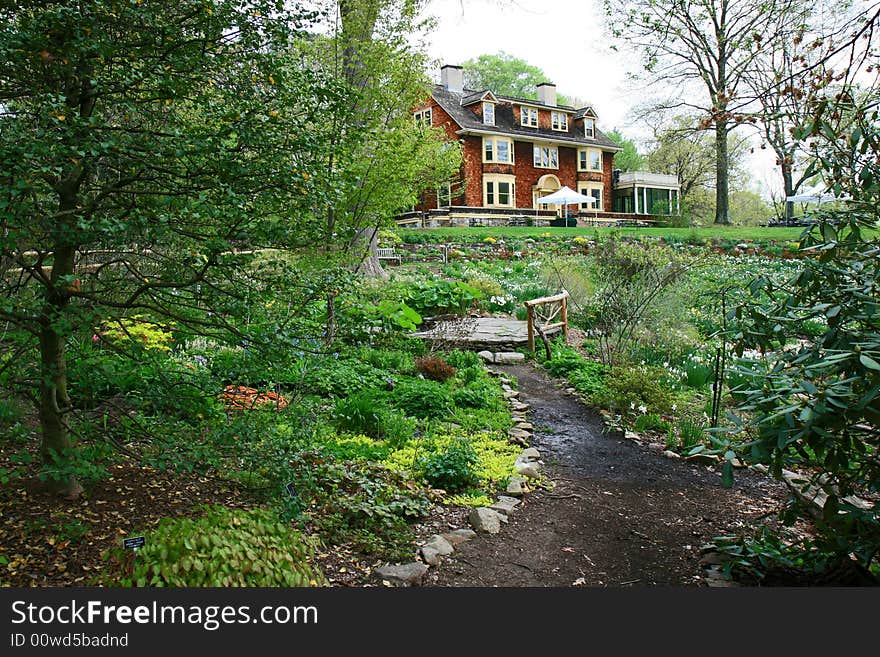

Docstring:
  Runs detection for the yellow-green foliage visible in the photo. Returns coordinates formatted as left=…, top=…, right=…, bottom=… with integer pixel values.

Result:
left=384, top=429, right=519, bottom=505
left=98, top=315, right=174, bottom=352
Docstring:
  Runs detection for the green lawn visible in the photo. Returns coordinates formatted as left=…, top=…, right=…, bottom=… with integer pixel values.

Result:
left=398, top=225, right=809, bottom=243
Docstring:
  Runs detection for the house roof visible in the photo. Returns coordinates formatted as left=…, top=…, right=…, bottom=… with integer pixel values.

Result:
left=431, top=84, right=620, bottom=151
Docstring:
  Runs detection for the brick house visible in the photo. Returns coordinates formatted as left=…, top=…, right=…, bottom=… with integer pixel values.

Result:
left=411, top=64, right=623, bottom=224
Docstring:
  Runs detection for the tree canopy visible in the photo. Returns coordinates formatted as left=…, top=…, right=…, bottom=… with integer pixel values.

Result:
left=460, top=51, right=573, bottom=105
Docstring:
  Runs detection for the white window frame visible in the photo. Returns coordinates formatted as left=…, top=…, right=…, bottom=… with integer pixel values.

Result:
left=483, top=136, right=513, bottom=164
left=413, top=108, right=432, bottom=126
left=520, top=106, right=538, bottom=127
left=483, top=102, right=495, bottom=126
left=533, top=143, right=559, bottom=169
left=577, top=182, right=603, bottom=211
left=584, top=118, right=595, bottom=139
left=551, top=111, right=568, bottom=131
left=483, top=174, right=516, bottom=208
left=578, top=148, right=602, bottom=172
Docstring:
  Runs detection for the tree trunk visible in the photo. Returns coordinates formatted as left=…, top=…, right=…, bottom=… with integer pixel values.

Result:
left=782, top=162, right=795, bottom=221
left=714, top=120, right=730, bottom=225
left=354, top=225, right=388, bottom=280
left=38, top=243, right=82, bottom=499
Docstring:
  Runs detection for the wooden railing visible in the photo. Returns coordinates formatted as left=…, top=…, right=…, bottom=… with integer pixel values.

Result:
left=524, top=290, right=569, bottom=357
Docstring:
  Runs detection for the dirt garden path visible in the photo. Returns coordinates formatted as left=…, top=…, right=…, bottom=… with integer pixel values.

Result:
left=425, top=364, right=790, bottom=587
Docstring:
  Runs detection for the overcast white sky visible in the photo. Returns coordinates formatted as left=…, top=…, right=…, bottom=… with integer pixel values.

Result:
left=418, top=0, right=782, bottom=198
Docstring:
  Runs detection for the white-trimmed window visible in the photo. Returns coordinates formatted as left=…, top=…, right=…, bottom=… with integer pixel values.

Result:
left=521, top=106, right=538, bottom=127
left=483, top=174, right=516, bottom=207
left=578, top=148, right=602, bottom=172
left=578, top=182, right=603, bottom=211
left=483, top=102, right=495, bottom=126
left=413, top=108, right=432, bottom=126
left=551, top=111, right=568, bottom=131
left=483, top=136, right=513, bottom=164
left=584, top=118, right=595, bottom=138
left=533, top=143, right=559, bottom=169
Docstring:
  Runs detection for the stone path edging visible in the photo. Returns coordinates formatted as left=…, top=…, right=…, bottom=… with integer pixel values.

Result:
left=372, top=356, right=540, bottom=587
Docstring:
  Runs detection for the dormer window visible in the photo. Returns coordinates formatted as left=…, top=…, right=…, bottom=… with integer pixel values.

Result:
left=483, top=102, right=495, bottom=126
left=521, top=107, right=538, bottom=128
left=584, top=118, right=595, bottom=139
left=551, top=111, right=568, bottom=131
left=413, top=108, right=432, bottom=126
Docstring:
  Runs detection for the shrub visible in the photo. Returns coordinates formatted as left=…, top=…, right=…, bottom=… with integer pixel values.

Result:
left=333, top=392, right=386, bottom=439
left=444, top=350, right=482, bottom=370
left=633, top=413, right=670, bottom=433
left=390, top=379, right=452, bottom=418
left=101, top=507, right=325, bottom=587
left=96, top=315, right=175, bottom=353
left=452, top=379, right=501, bottom=410
left=287, top=450, right=432, bottom=560
left=415, top=355, right=457, bottom=382
left=592, top=365, right=674, bottom=414
left=421, top=438, right=480, bottom=493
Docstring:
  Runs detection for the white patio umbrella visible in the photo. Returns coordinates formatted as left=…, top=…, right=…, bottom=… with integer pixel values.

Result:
left=785, top=186, right=850, bottom=206
left=537, top=185, right=597, bottom=219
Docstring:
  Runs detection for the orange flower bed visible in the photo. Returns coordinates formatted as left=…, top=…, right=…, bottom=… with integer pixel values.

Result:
left=222, top=385, right=289, bottom=411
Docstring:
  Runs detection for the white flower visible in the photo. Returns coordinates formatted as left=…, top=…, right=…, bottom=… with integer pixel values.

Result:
left=630, top=401, right=636, bottom=410
left=671, top=403, right=677, bottom=411
left=638, top=404, right=647, bottom=414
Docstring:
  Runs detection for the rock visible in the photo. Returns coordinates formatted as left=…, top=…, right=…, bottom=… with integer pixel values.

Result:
left=441, top=528, right=477, bottom=546
left=499, top=377, right=512, bottom=386
left=509, top=402, right=530, bottom=412
left=420, top=546, right=442, bottom=567
left=489, top=496, right=521, bottom=516
left=565, top=387, right=577, bottom=394
left=519, top=447, right=540, bottom=461
left=624, top=431, right=640, bottom=441
left=503, top=390, right=520, bottom=399
left=478, top=351, right=495, bottom=363
left=494, top=352, right=525, bottom=364
left=469, top=507, right=503, bottom=534
left=515, top=461, right=540, bottom=479
left=422, top=534, right=453, bottom=556
left=508, top=427, right=532, bottom=441
left=506, top=475, right=528, bottom=496
left=662, top=450, right=681, bottom=459
left=374, top=562, right=428, bottom=587
left=686, top=453, right=718, bottom=466
left=514, top=421, right=533, bottom=431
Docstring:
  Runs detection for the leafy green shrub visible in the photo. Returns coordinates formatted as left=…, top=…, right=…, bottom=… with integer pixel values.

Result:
left=592, top=365, right=674, bottom=414
left=333, top=392, right=386, bottom=438
left=101, top=507, right=325, bottom=587
left=358, top=348, right=415, bottom=374
left=444, top=350, right=482, bottom=370
left=404, top=279, right=483, bottom=316
left=568, top=362, right=607, bottom=397
left=287, top=450, right=432, bottom=560
left=452, top=379, right=501, bottom=410
left=96, top=315, right=175, bottom=352
left=390, top=379, right=452, bottom=418
left=633, top=413, right=670, bottom=433
left=544, top=348, right=586, bottom=378
left=683, top=359, right=714, bottom=388
left=415, top=355, right=457, bottom=382
left=421, top=437, right=480, bottom=493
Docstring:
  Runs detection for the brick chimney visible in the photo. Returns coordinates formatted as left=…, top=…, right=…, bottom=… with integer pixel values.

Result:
left=537, top=82, right=557, bottom=107
left=440, top=65, right=464, bottom=93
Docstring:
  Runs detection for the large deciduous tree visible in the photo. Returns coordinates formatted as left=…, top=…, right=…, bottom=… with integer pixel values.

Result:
left=604, top=0, right=809, bottom=224
left=460, top=51, right=573, bottom=105
left=0, top=0, right=344, bottom=497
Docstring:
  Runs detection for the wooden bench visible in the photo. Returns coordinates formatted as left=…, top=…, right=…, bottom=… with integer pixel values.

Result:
left=377, top=247, right=402, bottom=265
